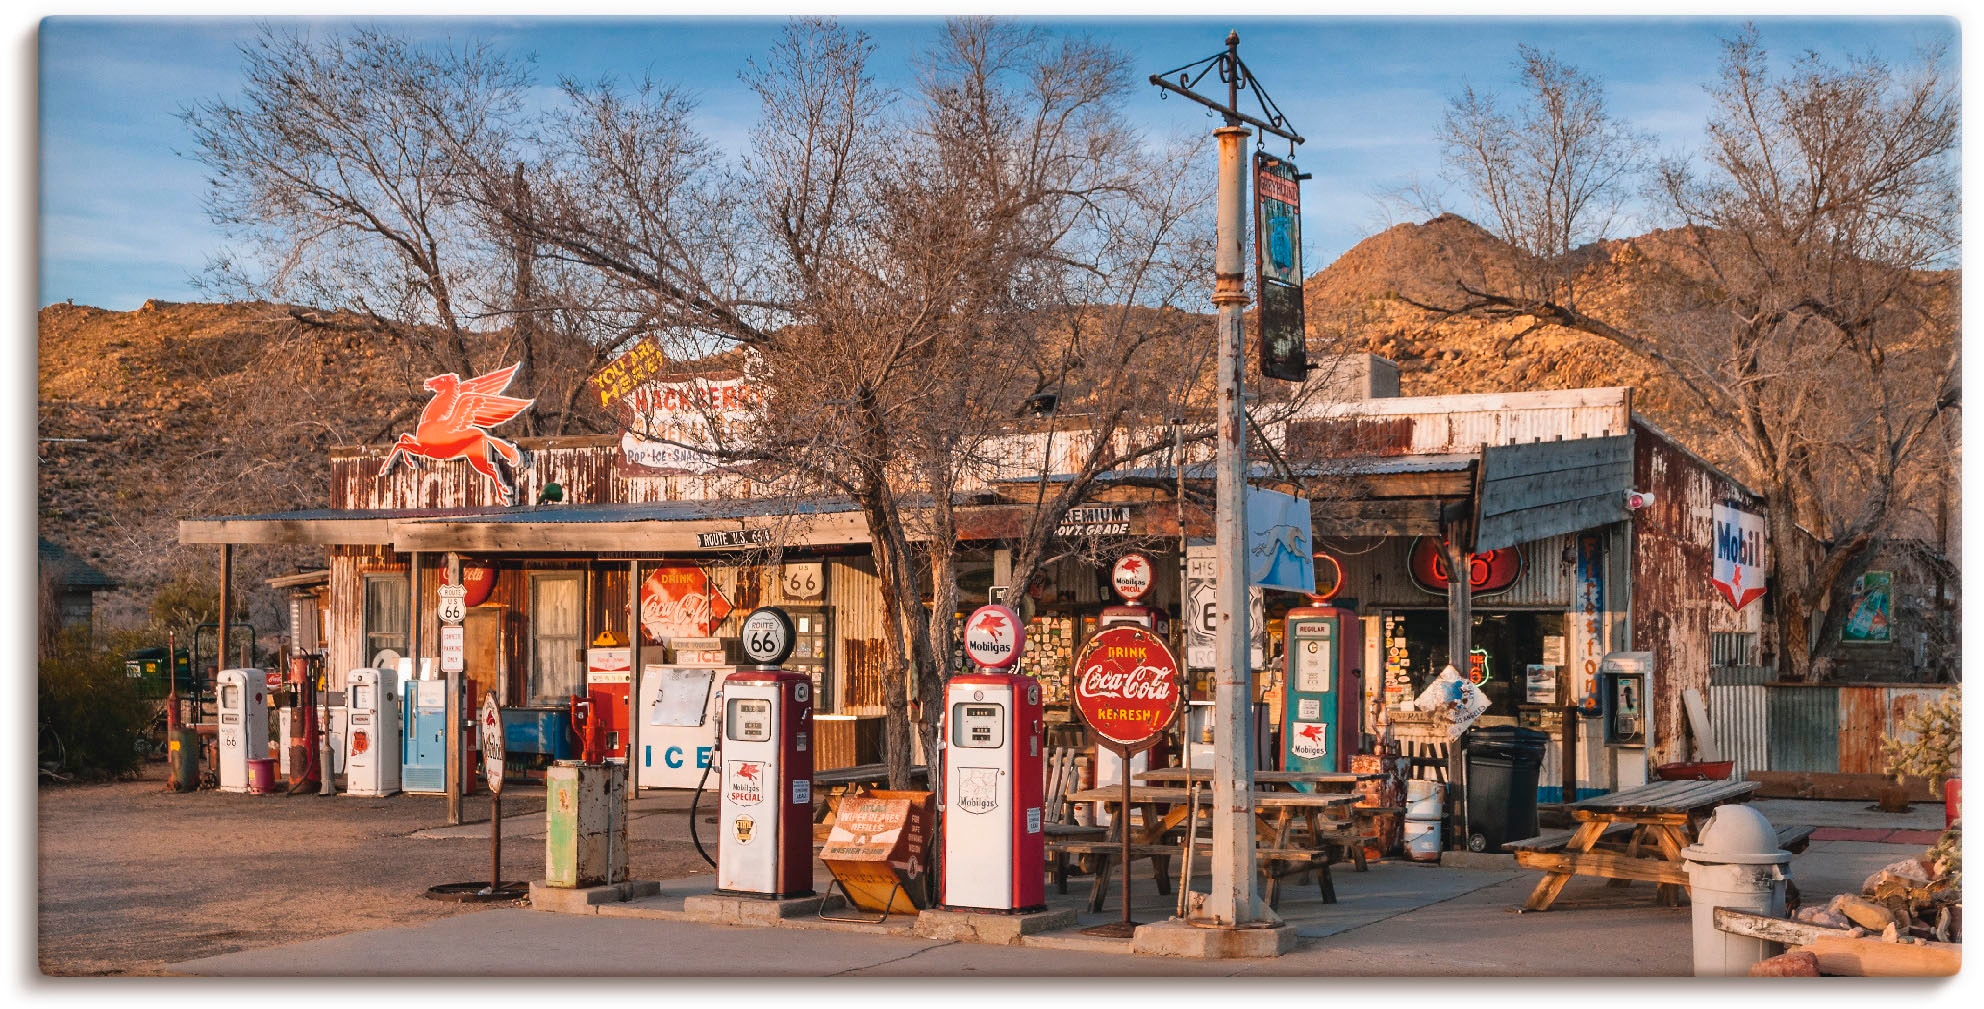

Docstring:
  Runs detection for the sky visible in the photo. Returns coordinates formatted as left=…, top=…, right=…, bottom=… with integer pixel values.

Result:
left=27, top=7, right=1962, bottom=312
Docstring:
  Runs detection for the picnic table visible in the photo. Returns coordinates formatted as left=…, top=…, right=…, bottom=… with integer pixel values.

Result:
left=1507, top=778, right=1809, bottom=912
left=1059, top=784, right=1363, bottom=909
left=1135, top=767, right=1379, bottom=791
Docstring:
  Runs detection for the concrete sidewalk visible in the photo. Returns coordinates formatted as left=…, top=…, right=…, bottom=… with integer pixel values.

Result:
left=165, top=798, right=1948, bottom=977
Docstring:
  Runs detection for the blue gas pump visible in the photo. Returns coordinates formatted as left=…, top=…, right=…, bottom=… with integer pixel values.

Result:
left=1280, top=605, right=1364, bottom=779
left=402, top=679, right=449, bottom=792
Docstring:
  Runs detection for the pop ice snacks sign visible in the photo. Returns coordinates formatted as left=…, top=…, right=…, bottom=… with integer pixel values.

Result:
left=589, top=341, right=762, bottom=473
left=1110, top=553, right=1154, bottom=602
left=1072, top=625, right=1183, bottom=751
left=1710, top=504, right=1767, bottom=611
left=963, top=605, right=1024, bottom=671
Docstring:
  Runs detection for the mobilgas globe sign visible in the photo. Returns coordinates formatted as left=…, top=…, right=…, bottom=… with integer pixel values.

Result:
left=962, top=605, right=1024, bottom=671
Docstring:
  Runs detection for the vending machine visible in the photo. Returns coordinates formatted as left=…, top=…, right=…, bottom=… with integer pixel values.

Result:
left=638, top=663, right=733, bottom=789
left=939, top=672, right=1046, bottom=913
left=215, top=668, right=268, bottom=793
left=714, top=668, right=815, bottom=899
left=1280, top=605, right=1364, bottom=777
left=401, top=678, right=448, bottom=793
left=585, top=637, right=633, bottom=762
left=345, top=668, right=402, bottom=797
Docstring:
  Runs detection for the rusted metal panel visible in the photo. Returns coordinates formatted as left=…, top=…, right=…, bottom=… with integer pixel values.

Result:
left=1708, top=667, right=1773, bottom=778
left=1837, top=685, right=1888, bottom=774
left=1295, top=387, right=1632, bottom=454
left=830, top=556, right=888, bottom=717
left=1765, top=685, right=1839, bottom=772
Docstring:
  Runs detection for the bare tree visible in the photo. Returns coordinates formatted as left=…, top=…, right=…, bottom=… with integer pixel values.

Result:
left=1416, top=27, right=1959, bottom=679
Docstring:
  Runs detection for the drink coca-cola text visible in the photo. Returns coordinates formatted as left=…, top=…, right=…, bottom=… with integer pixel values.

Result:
left=1077, top=664, right=1176, bottom=701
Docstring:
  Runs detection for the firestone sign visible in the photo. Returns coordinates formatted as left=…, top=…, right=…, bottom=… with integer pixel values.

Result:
left=1711, top=504, right=1767, bottom=610
left=1071, top=625, right=1182, bottom=751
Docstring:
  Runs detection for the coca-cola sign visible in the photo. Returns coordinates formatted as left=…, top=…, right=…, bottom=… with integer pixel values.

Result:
left=962, top=604, right=1024, bottom=671
left=1071, top=625, right=1182, bottom=751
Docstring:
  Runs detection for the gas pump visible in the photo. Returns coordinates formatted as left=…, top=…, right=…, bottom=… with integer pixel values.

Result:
left=940, top=607, right=1046, bottom=913
left=280, top=655, right=321, bottom=791
left=584, top=632, right=632, bottom=762
left=1280, top=605, right=1364, bottom=776
left=714, top=608, right=815, bottom=900
left=401, top=679, right=448, bottom=793
left=215, top=668, right=268, bottom=793
left=344, top=668, right=402, bottom=797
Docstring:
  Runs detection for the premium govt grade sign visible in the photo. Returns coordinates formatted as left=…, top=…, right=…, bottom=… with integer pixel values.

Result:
left=1071, top=624, right=1182, bottom=751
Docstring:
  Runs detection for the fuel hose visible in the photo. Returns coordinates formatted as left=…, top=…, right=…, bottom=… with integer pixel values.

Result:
left=688, top=733, right=719, bottom=868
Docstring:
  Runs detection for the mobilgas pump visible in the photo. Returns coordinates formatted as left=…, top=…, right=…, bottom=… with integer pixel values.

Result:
left=941, top=605, right=1046, bottom=913
left=344, top=668, right=402, bottom=797
left=1280, top=604, right=1364, bottom=776
left=215, top=668, right=268, bottom=793
left=713, top=607, right=815, bottom=899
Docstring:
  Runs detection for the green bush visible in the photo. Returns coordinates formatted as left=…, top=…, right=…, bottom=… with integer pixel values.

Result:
left=38, top=631, right=151, bottom=781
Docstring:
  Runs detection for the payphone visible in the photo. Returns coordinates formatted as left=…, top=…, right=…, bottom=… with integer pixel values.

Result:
left=1598, top=651, right=1651, bottom=748
left=714, top=668, right=815, bottom=899
left=1280, top=605, right=1364, bottom=776
left=585, top=634, right=633, bottom=762
left=215, top=668, right=269, bottom=793
left=345, top=668, right=402, bottom=797
left=401, top=679, right=448, bottom=793
left=939, top=672, right=1046, bottom=913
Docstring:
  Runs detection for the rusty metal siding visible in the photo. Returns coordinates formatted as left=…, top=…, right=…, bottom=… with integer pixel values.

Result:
left=1708, top=666, right=1773, bottom=778
left=829, top=555, right=888, bottom=717
left=332, top=438, right=769, bottom=510
left=1629, top=420, right=1766, bottom=767
left=1837, top=685, right=1888, bottom=774
left=1295, top=387, right=1632, bottom=454
left=1765, top=684, right=1840, bottom=772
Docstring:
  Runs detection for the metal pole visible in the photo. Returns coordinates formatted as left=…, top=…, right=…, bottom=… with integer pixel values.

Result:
left=216, top=544, right=232, bottom=675
left=1208, top=116, right=1262, bottom=928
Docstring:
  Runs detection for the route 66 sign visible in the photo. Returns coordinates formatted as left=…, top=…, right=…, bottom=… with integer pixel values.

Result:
left=740, top=607, right=796, bottom=666
left=437, top=583, right=468, bottom=626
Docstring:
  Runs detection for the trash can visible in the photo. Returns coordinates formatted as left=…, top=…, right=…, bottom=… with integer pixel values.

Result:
left=246, top=758, right=278, bottom=794
left=1682, top=805, right=1792, bottom=976
left=1463, top=726, right=1548, bottom=853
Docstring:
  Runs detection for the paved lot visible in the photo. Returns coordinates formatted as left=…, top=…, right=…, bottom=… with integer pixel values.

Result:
left=38, top=764, right=1955, bottom=978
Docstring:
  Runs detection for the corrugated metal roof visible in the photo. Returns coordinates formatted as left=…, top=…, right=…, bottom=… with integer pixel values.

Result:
left=991, top=454, right=1477, bottom=484
left=188, top=497, right=864, bottom=527
left=38, top=538, right=119, bottom=589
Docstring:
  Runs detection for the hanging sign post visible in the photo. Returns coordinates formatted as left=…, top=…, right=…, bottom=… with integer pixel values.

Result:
left=478, top=692, right=507, bottom=896
left=1070, top=624, right=1183, bottom=936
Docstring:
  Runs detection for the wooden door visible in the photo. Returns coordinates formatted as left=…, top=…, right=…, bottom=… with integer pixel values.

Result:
left=463, top=607, right=505, bottom=712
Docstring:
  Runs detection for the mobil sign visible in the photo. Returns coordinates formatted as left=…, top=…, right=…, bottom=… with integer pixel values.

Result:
left=1711, top=504, right=1767, bottom=610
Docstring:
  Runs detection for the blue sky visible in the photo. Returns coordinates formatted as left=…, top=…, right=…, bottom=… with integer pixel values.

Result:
left=31, top=11, right=1962, bottom=311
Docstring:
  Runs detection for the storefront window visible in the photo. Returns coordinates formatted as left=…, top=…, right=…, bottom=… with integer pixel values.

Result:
left=363, top=574, right=408, bottom=667
left=1383, top=610, right=1565, bottom=717
left=529, top=572, right=583, bottom=705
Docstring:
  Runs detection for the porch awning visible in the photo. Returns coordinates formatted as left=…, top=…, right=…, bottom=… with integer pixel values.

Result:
left=179, top=498, right=871, bottom=554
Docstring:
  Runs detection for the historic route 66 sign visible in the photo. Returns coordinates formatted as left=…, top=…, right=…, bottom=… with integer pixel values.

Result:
left=740, top=607, right=796, bottom=666
left=437, top=583, right=468, bottom=626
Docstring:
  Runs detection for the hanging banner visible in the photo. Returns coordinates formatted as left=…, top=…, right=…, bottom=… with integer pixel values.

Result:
left=639, top=566, right=734, bottom=644
left=1255, top=151, right=1307, bottom=382
left=1571, top=532, right=1606, bottom=713
left=1246, top=488, right=1315, bottom=594
left=1710, top=503, right=1767, bottom=611
left=379, top=364, right=535, bottom=506
left=589, top=340, right=761, bottom=473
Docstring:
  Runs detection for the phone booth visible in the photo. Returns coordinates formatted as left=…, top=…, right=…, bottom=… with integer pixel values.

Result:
left=585, top=636, right=633, bottom=762
left=940, top=672, right=1046, bottom=913
left=714, top=665, right=815, bottom=899
left=401, top=679, right=448, bottom=793
left=215, top=668, right=268, bottom=793
left=1598, top=651, right=1652, bottom=748
left=1280, top=605, right=1364, bottom=776
left=345, top=668, right=402, bottom=797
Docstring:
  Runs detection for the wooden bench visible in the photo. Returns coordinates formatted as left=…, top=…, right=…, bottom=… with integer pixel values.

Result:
left=1775, top=824, right=1815, bottom=854
left=1044, top=841, right=1176, bottom=912
left=1503, top=822, right=1637, bottom=854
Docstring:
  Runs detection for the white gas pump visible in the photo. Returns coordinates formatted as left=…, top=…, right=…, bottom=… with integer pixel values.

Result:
left=215, top=668, right=269, bottom=793
left=714, top=609, right=814, bottom=899
left=940, top=672, right=1046, bottom=912
left=344, top=668, right=402, bottom=797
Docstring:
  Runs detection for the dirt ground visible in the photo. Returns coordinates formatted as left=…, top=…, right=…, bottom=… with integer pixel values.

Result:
left=36, top=762, right=716, bottom=976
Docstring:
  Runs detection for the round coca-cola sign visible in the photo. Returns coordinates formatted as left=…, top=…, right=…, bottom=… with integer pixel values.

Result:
left=1071, top=624, right=1183, bottom=750
left=962, top=604, right=1025, bottom=670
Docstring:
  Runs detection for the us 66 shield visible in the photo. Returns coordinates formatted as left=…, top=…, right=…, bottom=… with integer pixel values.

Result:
left=740, top=607, right=796, bottom=666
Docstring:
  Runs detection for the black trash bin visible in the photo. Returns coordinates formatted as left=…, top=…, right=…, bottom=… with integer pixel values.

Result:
left=1463, top=726, right=1549, bottom=853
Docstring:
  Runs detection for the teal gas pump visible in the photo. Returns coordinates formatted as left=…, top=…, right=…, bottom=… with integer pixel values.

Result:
left=1280, top=605, right=1363, bottom=779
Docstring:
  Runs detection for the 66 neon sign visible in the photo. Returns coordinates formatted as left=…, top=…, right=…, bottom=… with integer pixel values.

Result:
left=1407, top=537, right=1524, bottom=598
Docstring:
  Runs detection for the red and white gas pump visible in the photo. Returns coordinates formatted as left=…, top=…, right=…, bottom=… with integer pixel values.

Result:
left=714, top=608, right=815, bottom=900
left=583, top=633, right=632, bottom=762
left=940, top=605, right=1047, bottom=913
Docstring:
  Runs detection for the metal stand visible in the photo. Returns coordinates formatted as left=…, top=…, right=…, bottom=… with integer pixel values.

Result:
left=816, top=877, right=896, bottom=925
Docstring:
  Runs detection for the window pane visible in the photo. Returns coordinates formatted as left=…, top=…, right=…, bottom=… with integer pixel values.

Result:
left=530, top=574, right=583, bottom=704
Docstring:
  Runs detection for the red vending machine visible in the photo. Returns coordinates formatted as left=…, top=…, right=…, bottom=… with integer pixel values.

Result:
left=584, top=634, right=632, bottom=762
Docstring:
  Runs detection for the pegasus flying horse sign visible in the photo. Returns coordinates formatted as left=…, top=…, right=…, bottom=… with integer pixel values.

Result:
left=380, top=364, right=536, bottom=506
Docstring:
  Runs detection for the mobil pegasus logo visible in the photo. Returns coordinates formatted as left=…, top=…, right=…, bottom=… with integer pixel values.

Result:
left=963, top=605, right=1023, bottom=669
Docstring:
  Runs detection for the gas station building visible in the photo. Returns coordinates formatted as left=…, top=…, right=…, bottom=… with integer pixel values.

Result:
left=179, top=363, right=1764, bottom=810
